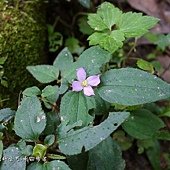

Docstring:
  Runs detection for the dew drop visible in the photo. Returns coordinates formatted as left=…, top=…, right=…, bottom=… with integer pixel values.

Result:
left=20, top=120, right=23, bottom=122
left=100, top=137, right=104, bottom=141
left=60, top=116, right=64, bottom=121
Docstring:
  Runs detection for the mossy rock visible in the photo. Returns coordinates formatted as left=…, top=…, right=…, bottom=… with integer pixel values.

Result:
left=0, top=0, right=47, bottom=108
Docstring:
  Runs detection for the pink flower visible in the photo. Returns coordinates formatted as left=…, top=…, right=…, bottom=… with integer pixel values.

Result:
left=72, top=67, right=100, bottom=96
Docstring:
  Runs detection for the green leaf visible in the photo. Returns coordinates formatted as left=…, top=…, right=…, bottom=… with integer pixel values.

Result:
left=87, top=2, right=158, bottom=53
left=32, top=144, right=47, bottom=159
left=0, top=108, right=15, bottom=123
left=88, top=2, right=122, bottom=31
left=0, top=146, right=26, bottom=170
left=27, top=65, right=59, bottom=83
left=58, top=112, right=129, bottom=155
left=17, top=140, right=33, bottom=156
left=64, top=46, right=111, bottom=82
left=27, top=160, right=71, bottom=170
left=156, top=34, right=170, bottom=50
left=146, top=140, right=161, bottom=170
left=43, top=111, right=60, bottom=135
left=117, top=12, right=159, bottom=37
left=0, top=133, right=3, bottom=160
left=44, top=135, right=55, bottom=146
left=98, top=68, right=170, bottom=105
left=137, top=59, right=154, bottom=73
left=155, top=130, right=170, bottom=141
left=53, top=47, right=73, bottom=75
left=88, top=30, right=125, bottom=53
left=65, top=37, right=84, bottom=55
left=94, top=90, right=110, bottom=115
left=67, top=152, right=88, bottom=170
left=78, top=16, right=94, bottom=35
left=59, top=79, right=69, bottom=94
left=23, top=86, right=41, bottom=97
left=88, top=14, right=108, bottom=31
left=41, top=85, right=59, bottom=104
left=14, top=97, right=46, bottom=141
left=60, top=91, right=95, bottom=127
left=87, top=137, right=125, bottom=170
left=96, top=2, right=122, bottom=30
left=122, top=109, right=165, bottom=139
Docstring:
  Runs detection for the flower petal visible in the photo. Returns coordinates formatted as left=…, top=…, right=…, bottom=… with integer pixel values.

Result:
left=77, top=67, right=86, bottom=82
left=72, top=81, right=83, bottom=91
left=87, top=75, right=100, bottom=86
left=83, top=86, right=95, bottom=96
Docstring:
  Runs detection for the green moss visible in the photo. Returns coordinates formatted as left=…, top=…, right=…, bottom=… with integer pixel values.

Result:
left=0, top=0, right=47, bottom=108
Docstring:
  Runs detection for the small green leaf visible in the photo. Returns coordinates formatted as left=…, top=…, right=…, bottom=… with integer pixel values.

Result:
left=14, top=97, right=46, bottom=141
left=65, top=37, right=84, bottom=55
left=156, top=34, right=170, bottom=50
left=78, top=16, right=94, bottom=35
left=44, top=135, right=55, bottom=146
left=41, top=85, right=59, bottom=104
left=87, top=137, right=125, bottom=170
left=17, top=140, right=33, bottom=156
left=58, top=112, right=129, bottom=155
left=137, top=59, right=154, bottom=73
left=0, top=146, right=26, bottom=170
left=118, top=12, right=159, bottom=37
left=98, top=68, right=170, bottom=105
left=27, top=65, right=59, bottom=83
left=0, top=108, right=15, bottom=123
left=146, top=140, right=161, bottom=170
left=60, top=91, right=95, bottom=127
left=53, top=47, right=73, bottom=75
left=27, top=160, right=71, bottom=170
left=23, top=86, right=41, bottom=97
left=32, top=144, right=47, bottom=159
left=122, top=109, right=165, bottom=139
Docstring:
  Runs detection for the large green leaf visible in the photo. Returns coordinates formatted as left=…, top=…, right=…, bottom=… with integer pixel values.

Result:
left=0, top=146, right=26, bottom=170
left=98, top=68, right=170, bottom=105
left=87, top=137, right=125, bottom=170
left=63, top=46, right=111, bottom=82
left=14, top=97, right=46, bottom=141
left=60, top=91, right=95, bottom=127
left=27, top=160, right=71, bottom=170
left=117, top=12, right=159, bottom=38
left=53, top=47, right=73, bottom=75
left=41, top=85, right=59, bottom=104
left=87, top=2, right=158, bottom=53
left=58, top=112, right=129, bottom=155
left=122, top=109, right=165, bottom=139
left=27, top=65, right=59, bottom=83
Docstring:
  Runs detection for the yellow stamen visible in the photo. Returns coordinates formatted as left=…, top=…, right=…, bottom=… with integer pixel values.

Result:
left=81, top=80, right=88, bottom=87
